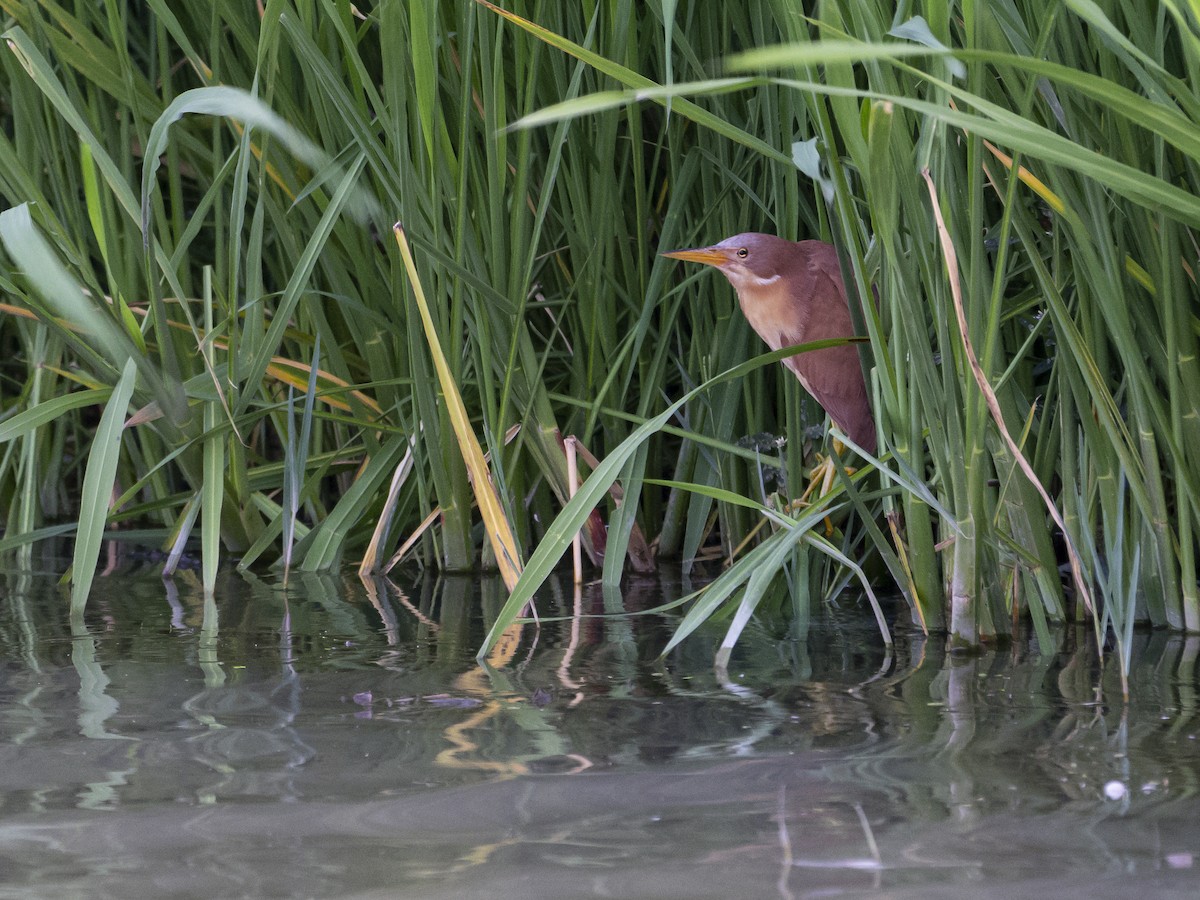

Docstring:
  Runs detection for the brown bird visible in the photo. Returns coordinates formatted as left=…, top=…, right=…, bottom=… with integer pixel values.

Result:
left=662, top=233, right=876, bottom=456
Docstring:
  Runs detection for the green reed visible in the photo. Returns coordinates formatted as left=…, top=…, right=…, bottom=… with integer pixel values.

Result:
left=0, top=1, right=1195, bottom=680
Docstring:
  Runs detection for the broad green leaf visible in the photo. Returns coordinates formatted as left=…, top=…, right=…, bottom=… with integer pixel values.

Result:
left=70, top=356, right=137, bottom=614
left=0, top=388, right=108, bottom=443
left=140, top=85, right=379, bottom=241
left=0, top=204, right=136, bottom=376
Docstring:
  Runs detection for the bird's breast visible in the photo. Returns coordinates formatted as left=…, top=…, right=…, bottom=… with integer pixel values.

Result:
left=735, top=281, right=806, bottom=353
left=734, top=280, right=822, bottom=396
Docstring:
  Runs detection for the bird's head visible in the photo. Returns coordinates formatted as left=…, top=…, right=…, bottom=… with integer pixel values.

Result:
left=660, top=232, right=793, bottom=293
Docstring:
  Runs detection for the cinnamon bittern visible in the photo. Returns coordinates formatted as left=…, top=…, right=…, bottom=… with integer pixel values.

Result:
left=662, top=233, right=876, bottom=456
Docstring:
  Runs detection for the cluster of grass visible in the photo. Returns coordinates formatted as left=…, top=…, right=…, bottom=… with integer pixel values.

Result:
left=0, top=1, right=1196, bottom=679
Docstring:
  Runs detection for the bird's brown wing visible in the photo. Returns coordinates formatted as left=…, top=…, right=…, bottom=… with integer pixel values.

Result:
left=782, top=341, right=876, bottom=453
left=782, top=248, right=876, bottom=453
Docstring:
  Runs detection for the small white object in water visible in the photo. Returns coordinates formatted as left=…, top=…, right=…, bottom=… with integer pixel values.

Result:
left=1103, top=780, right=1127, bottom=800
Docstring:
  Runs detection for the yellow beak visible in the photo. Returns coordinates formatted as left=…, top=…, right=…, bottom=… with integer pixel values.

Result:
left=659, top=246, right=735, bottom=268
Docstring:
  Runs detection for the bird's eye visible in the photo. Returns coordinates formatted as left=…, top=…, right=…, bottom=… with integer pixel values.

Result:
left=736, top=247, right=749, bottom=259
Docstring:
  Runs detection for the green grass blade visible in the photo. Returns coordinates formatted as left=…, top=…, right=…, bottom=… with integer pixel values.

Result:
left=299, top=433, right=409, bottom=572
left=70, top=356, right=137, bottom=614
left=474, top=0, right=790, bottom=164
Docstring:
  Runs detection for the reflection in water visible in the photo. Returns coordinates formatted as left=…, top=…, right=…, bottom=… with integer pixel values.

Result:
left=69, top=611, right=137, bottom=810
left=0, top=564, right=1197, bottom=897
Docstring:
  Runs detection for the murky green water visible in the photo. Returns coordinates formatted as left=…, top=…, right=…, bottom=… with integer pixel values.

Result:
left=1, top=562, right=1198, bottom=898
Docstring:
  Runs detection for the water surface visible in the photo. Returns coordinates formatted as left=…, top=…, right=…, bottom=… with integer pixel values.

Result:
left=1, top=564, right=1198, bottom=898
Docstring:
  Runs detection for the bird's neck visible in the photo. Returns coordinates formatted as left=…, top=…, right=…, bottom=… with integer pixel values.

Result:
left=733, top=279, right=809, bottom=352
